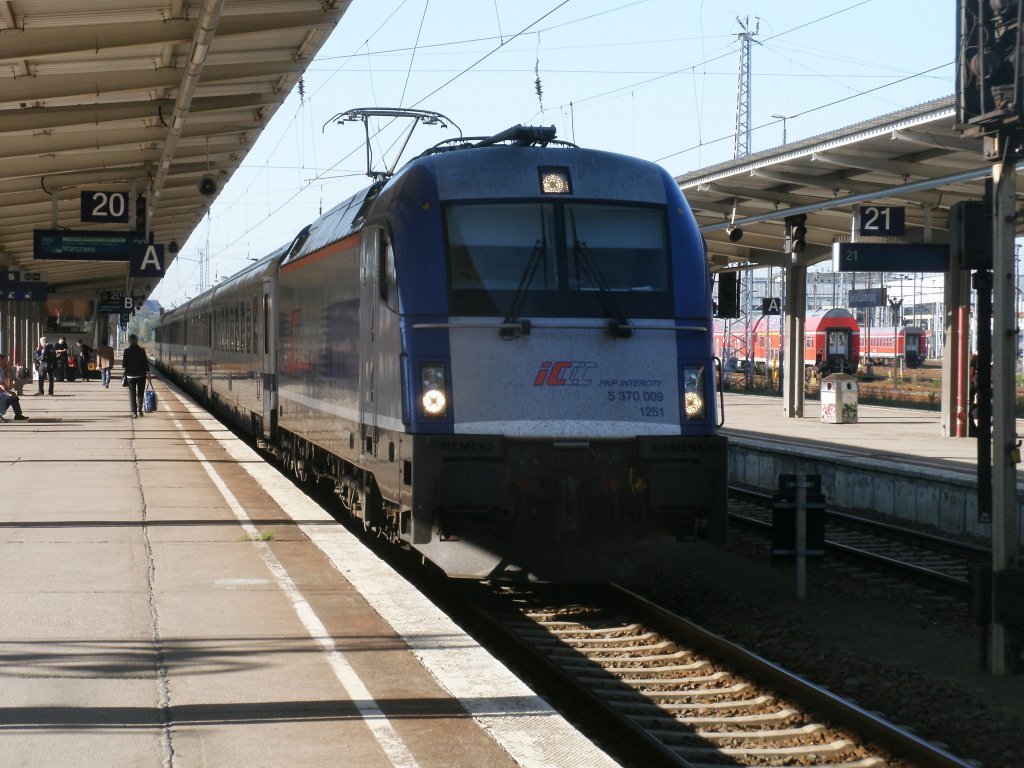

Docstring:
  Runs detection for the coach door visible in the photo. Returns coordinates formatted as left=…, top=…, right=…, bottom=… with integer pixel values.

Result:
left=358, top=227, right=382, bottom=458
left=261, top=277, right=276, bottom=440
left=827, top=330, right=850, bottom=371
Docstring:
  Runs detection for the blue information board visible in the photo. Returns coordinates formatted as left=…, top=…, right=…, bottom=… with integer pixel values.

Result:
left=33, top=229, right=146, bottom=260
left=2, top=283, right=47, bottom=301
left=1, top=270, right=47, bottom=301
left=832, top=242, right=949, bottom=273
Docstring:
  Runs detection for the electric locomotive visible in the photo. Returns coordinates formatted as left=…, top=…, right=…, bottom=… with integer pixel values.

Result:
left=157, top=122, right=727, bottom=582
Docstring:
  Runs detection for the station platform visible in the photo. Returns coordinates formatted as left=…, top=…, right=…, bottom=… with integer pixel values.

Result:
left=721, top=390, right=982, bottom=473
left=0, top=376, right=618, bottom=768
left=720, top=391, right=1022, bottom=542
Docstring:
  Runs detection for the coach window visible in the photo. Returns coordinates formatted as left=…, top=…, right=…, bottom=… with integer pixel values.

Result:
left=263, top=296, right=270, bottom=355
left=251, top=296, right=259, bottom=354
left=244, top=299, right=251, bottom=354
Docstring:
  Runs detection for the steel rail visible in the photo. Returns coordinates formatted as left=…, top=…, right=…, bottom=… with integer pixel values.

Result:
left=609, top=584, right=975, bottom=768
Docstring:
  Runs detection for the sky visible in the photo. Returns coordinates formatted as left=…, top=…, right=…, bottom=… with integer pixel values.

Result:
left=151, top=0, right=957, bottom=309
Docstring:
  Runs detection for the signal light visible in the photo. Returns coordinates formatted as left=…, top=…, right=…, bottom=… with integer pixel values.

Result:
left=957, top=0, right=1024, bottom=128
left=716, top=272, right=740, bottom=318
left=135, top=195, right=147, bottom=228
left=951, top=198, right=993, bottom=269
left=785, top=214, right=807, bottom=254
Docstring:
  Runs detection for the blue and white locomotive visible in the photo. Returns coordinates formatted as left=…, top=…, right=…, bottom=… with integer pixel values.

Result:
left=156, top=122, right=727, bottom=581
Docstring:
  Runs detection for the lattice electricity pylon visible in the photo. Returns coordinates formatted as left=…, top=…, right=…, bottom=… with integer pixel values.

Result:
left=733, top=16, right=760, bottom=159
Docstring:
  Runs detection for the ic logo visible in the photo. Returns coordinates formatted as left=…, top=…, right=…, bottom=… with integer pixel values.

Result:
left=533, top=360, right=597, bottom=386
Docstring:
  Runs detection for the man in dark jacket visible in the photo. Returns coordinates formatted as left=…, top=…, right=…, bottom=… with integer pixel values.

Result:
left=75, top=339, right=94, bottom=382
left=122, top=334, right=149, bottom=418
left=54, top=336, right=70, bottom=381
left=34, top=337, right=57, bottom=396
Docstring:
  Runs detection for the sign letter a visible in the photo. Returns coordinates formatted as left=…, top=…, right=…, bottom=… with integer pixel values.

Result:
left=141, top=245, right=162, bottom=272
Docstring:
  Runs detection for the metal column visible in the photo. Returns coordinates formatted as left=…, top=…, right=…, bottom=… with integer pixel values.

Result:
left=783, top=265, right=807, bottom=417
left=941, top=266, right=970, bottom=437
left=989, top=135, right=1021, bottom=675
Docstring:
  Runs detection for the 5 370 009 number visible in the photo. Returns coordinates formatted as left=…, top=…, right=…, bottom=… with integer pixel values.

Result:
left=607, top=390, right=664, bottom=402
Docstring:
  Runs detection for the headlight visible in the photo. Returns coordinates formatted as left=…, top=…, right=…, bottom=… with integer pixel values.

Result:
left=420, top=363, right=447, bottom=417
left=682, top=364, right=706, bottom=420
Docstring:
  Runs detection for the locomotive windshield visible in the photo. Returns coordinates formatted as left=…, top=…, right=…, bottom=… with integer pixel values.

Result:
left=445, top=202, right=672, bottom=318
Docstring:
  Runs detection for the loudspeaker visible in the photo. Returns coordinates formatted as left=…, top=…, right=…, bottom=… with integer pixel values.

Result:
left=167, top=241, right=180, bottom=254
left=197, top=176, right=218, bottom=196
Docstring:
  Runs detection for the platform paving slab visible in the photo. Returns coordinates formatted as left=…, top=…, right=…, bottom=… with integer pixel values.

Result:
left=0, top=375, right=612, bottom=767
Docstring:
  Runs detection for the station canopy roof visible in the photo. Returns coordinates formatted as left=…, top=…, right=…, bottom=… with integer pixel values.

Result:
left=678, top=95, right=1022, bottom=272
left=0, top=0, right=349, bottom=306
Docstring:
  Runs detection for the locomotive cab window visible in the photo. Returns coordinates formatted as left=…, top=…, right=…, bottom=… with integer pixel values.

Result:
left=444, top=202, right=671, bottom=318
left=382, top=231, right=398, bottom=313
left=365, top=226, right=398, bottom=313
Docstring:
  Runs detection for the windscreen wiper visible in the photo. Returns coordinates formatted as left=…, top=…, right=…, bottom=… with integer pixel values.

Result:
left=569, top=210, right=633, bottom=338
left=500, top=210, right=548, bottom=339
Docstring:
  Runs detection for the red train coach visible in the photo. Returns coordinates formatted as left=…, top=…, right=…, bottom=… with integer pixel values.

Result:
left=861, top=325, right=928, bottom=367
left=714, top=308, right=860, bottom=377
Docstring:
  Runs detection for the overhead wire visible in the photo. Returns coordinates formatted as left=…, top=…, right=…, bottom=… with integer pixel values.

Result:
left=175, top=0, right=945, bottom=300
left=398, top=0, right=431, bottom=107
left=409, top=0, right=572, bottom=109
left=541, top=0, right=879, bottom=114
left=654, top=61, right=952, bottom=164
left=313, top=0, right=661, bottom=64
left=207, top=0, right=576, bottom=263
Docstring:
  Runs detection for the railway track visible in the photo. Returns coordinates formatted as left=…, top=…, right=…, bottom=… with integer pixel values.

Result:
left=255, top=420, right=985, bottom=766
left=458, top=581, right=972, bottom=768
left=306, top=468, right=985, bottom=766
left=728, top=488, right=990, bottom=592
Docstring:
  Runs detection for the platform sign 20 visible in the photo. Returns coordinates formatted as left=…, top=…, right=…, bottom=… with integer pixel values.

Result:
left=80, top=191, right=130, bottom=223
left=858, top=205, right=905, bottom=237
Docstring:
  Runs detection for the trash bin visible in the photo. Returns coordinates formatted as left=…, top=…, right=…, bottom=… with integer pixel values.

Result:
left=821, top=373, right=858, bottom=424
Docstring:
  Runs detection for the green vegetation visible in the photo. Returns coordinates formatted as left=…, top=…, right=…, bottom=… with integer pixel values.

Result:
left=241, top=530, right=275, bottom=542
left=127, top=301, right=160, bottom=345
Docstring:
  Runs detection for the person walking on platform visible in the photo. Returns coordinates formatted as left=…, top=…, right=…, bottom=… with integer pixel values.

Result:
left=75, top=339, right=94, bottom=382
left=122, top=334, right=149, bottom=418
left=94, top=342, right=115, bottom=388
left=34, top=337, right=57, bottom=396
left=54, top=336, right=69, bottom=382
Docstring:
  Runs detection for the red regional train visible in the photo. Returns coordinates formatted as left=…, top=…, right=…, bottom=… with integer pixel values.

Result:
left=714, top=308, right=860, bottom=378
left=860, top=325, right=928, bottom=367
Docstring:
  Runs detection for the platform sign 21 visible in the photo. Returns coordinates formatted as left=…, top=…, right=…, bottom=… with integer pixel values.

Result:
left=858, top=205, right=905, bottom=237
